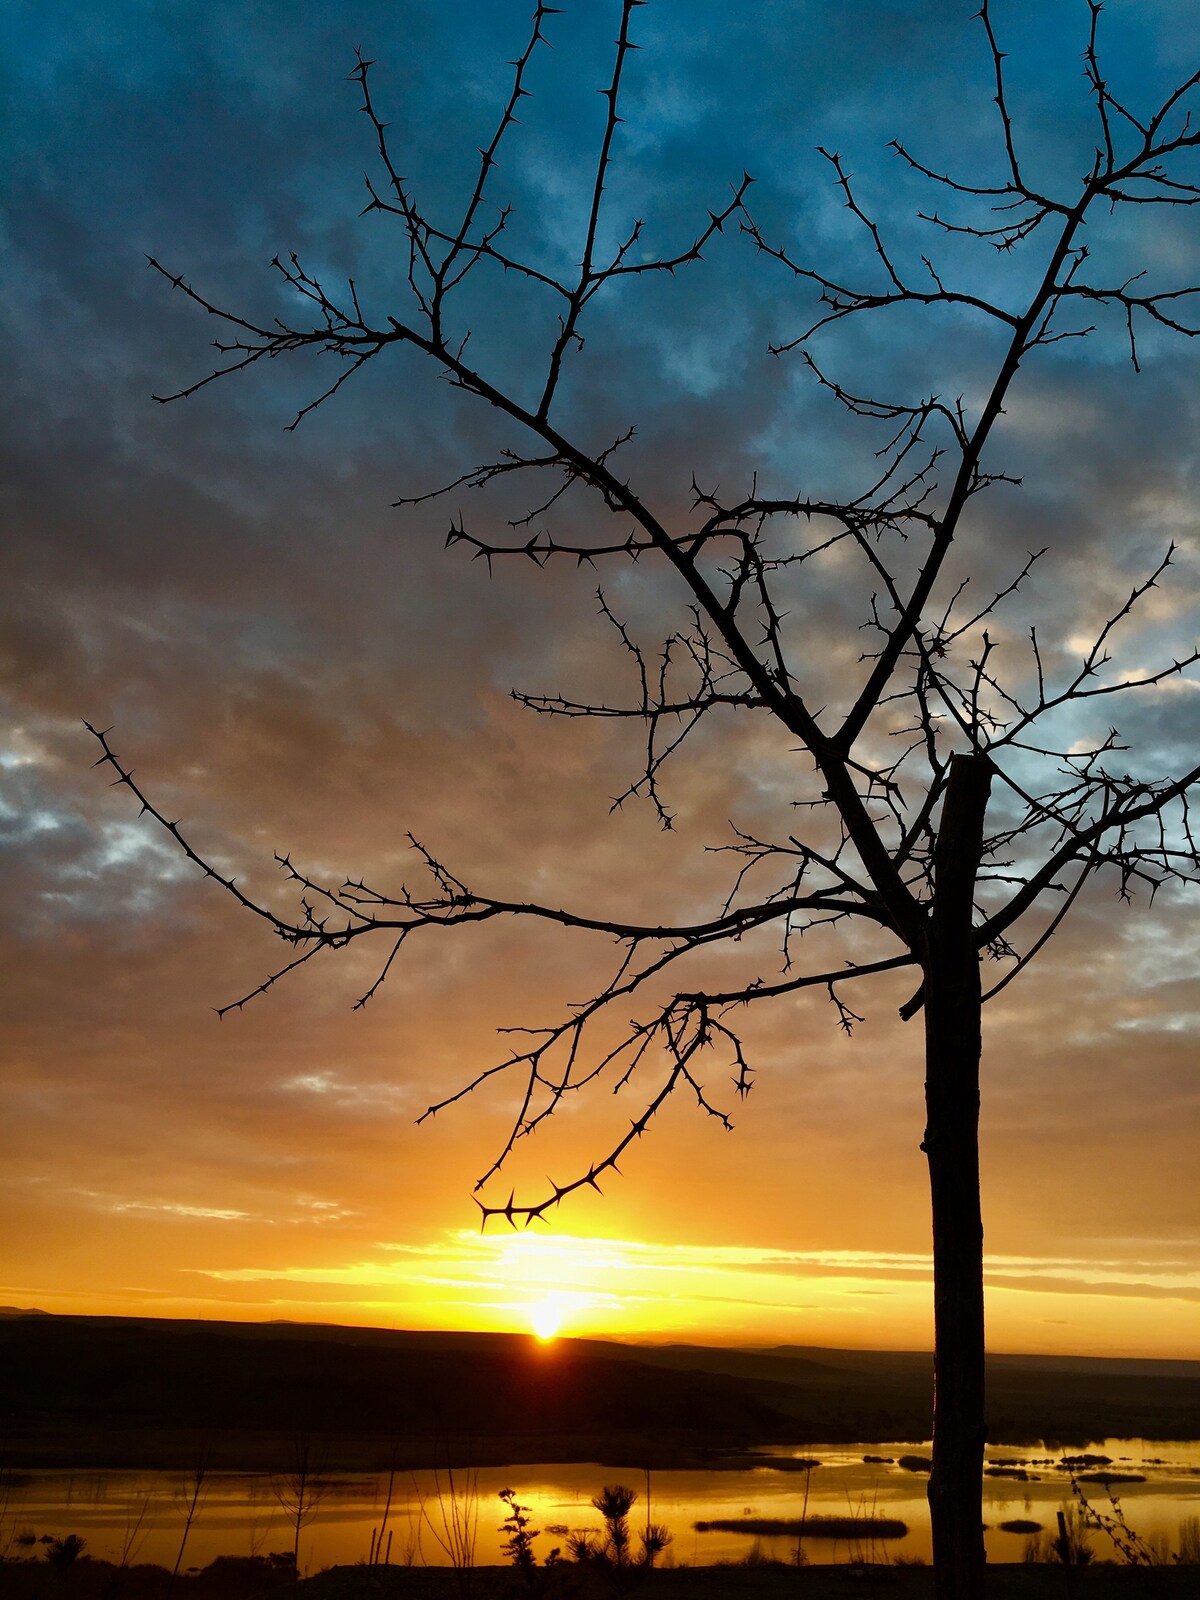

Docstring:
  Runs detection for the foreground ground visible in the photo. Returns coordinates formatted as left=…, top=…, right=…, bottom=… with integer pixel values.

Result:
left=2, top=1561, right=1195, bottom=1600
left=297, top=1568, right=1200, bottom=1599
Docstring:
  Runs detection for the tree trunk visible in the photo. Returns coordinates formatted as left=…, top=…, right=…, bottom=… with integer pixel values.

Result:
left=923, top=752, right=992, bottom=1600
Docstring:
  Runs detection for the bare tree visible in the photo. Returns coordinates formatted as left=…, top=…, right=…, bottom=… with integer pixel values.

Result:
left=88, top=3, right=1200, bottom=1594
left=271, top=1436, right=329, bottom=1579
left=168, top=1453, right=208, bottom=1592
left=412, top=1467, right=480, bottom=1597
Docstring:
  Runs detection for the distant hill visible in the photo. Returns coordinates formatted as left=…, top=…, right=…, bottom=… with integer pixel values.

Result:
left=599, top=1339, right=1200, bottom=1446
left=1, top=1313, right=1195, bottom=1472
left=0, top=1314, right=785, bottom=1470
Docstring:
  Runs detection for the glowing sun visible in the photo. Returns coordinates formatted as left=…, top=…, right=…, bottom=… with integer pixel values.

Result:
left=530, top=1300, right=564, bottom=1341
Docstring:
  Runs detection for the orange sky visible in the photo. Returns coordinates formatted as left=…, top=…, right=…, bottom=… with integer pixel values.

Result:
left=3, top=0, right=1199, bottom=1363
left=5, top=840, right=1197, bottom=1356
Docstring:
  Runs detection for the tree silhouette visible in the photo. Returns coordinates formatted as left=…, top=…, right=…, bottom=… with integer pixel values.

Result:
left=568, top=1484, right=671, bottom=1592
left=88, top=3, right=1199, bottom=1594
left=271, top=1436, right=329, bottom=1579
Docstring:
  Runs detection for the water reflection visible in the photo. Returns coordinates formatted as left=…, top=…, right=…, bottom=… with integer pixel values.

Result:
left=4, top=1439, right=1198, bottom=1574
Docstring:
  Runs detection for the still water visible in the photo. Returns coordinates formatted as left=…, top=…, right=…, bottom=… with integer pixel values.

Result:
left=6, top=1441, right=1199, bottom=1574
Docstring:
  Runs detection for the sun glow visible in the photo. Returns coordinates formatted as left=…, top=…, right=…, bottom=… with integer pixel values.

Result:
left=530, top=1297, right=565, bottom=1341
left=177, top=1227, right=1200, bottom=1357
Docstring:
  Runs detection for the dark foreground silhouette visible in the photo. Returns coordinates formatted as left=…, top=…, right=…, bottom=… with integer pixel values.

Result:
left=1, top=1555, right=1197, bottom=1600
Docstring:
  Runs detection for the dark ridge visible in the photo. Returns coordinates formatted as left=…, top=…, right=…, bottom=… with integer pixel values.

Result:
left=1, top=1313, right=1195, bottom=1472
left=0, top=1313, right=786, bottom=1470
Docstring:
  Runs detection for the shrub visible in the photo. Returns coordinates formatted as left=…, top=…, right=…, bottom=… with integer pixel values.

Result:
left=44, top=1535, right=86, bottom=1574
left=1049, top=1507, right=1094, bottom=1567
left=1176, top=1516, right=1200, bottom=1565
left=568, top=1485, right=671, bottom=1595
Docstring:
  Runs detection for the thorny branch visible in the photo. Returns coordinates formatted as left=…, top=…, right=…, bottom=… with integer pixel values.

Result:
left=106, top=0, right=1200, bottom=1223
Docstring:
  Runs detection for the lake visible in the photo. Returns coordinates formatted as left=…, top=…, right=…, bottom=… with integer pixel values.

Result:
left=6, top=1440, right=1199, bottom=1574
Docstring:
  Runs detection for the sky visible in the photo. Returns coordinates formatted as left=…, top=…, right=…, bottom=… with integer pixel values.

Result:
left=3, top=0, right=1199, bottom=1359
